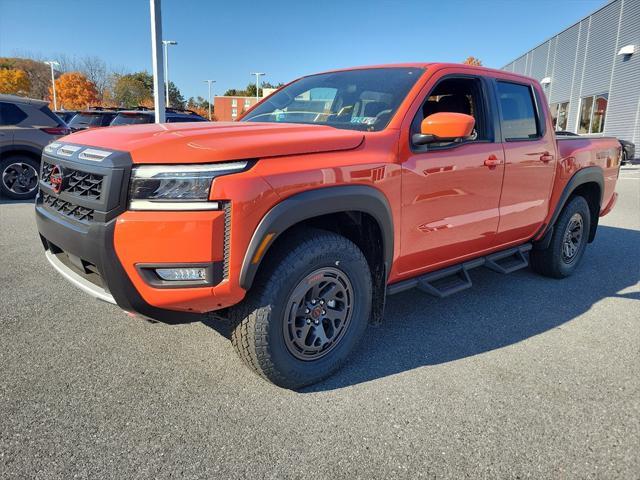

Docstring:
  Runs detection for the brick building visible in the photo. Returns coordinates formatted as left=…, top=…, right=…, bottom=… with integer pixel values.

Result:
left=213, top=96, right=258, bottom=121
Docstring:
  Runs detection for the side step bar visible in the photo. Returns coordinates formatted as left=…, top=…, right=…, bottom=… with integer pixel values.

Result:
left=387, top=243, right=532, bottom=298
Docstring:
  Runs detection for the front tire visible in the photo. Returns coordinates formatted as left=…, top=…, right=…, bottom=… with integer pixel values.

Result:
left=230, top=229, right=372, bottom=389
left=1, top=156, right=40, bottom=199
left=531, top=195, right=591, bottom=278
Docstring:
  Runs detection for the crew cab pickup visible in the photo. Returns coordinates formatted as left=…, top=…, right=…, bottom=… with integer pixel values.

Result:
left=35, top=63, right=621, bottom=388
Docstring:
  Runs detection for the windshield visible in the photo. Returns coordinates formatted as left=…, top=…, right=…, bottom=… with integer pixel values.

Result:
left=241, top=67, right=422, bottom=131
left=110, top=113, right=152, bottom=126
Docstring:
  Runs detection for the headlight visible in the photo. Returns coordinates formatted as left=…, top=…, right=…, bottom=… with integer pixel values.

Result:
left=128, top=161, right=248, bottom=210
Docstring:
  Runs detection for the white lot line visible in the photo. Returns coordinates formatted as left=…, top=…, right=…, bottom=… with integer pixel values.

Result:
left=619, top=165, right=640, bottom=179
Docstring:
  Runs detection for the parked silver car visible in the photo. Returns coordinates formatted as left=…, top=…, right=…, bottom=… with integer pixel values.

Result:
left=0, top=95, right=70, bottom=199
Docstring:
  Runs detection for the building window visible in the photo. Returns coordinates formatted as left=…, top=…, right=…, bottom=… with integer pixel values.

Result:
left=231, top=108, right=237, bottom=117
left=244, top=99, right=251, bottom=108
left=550, top=102, right=569, bottom=131
left=578, top=93, right=608, bottom=134
left=231, top=98, right=237, bottom=107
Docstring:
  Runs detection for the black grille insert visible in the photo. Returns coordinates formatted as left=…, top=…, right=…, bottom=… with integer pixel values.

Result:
left=41, top=162, right=104, bottom=199
left=42, top=193, right=95, bottom=222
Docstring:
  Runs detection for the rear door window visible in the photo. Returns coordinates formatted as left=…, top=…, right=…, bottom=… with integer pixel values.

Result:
left=0, top=102, right=28, bottom=125
left=496, top=81, right=540, bottom=141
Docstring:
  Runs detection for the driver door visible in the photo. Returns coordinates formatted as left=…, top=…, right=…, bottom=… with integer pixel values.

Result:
left=398, top=72, right=505, bottom=277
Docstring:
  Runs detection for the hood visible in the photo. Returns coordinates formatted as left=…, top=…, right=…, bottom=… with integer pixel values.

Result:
left=62, top=122, right=365, bottom=164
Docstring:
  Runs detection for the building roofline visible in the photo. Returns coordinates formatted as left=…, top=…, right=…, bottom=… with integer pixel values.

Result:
left=213, top=96, right=259, bottom=99
left=502, top=0, right=617, bottom=68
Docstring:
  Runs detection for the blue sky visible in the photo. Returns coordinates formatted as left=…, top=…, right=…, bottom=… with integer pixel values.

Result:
left=1, top=0, right=607, bottom=100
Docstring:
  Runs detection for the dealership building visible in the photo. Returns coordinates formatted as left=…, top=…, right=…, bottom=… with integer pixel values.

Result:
left=502, top=0, right=639, bottom=144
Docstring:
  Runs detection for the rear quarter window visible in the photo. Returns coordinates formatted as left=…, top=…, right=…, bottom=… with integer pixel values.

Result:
left=496, top=82, right=540, bottom=141
left=0, top=102, right=28, bottom=125
left=39, top=105, right=65, bottom=126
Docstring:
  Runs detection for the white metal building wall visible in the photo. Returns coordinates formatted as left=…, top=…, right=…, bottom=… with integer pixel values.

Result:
left=502, top=0, right=640, bottom=143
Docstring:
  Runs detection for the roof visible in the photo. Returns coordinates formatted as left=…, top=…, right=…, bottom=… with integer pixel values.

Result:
left=308, top=62, right=536, bottom=82
left=0, top=94, right=48, bottom=106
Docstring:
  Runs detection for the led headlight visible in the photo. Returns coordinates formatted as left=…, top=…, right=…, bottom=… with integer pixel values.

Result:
left=129, top=161, right=248, bottom=210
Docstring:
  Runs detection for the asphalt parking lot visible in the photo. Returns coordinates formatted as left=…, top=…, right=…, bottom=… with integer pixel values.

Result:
left=1, top=166, right=638, bottom=479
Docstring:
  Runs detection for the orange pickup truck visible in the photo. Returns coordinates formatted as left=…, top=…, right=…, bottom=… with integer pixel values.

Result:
left=35, top=63, right=620, bottom=388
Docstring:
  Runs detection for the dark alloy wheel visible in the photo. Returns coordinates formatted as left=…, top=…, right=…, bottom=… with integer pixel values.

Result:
left=1, top=157, right=40, bottom=200
left=531, top=195, right=591, bottom=278
left=561, top=213, right=584, bottom=264
left=284, top=267, right=354, bottom=361
left=230, top=228, right=372, bottom=389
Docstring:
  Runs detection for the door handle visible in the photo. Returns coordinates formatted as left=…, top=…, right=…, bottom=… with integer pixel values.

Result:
left=540, top=152, right=554, bottom=163
left=484, top=155, right=502, bottom=168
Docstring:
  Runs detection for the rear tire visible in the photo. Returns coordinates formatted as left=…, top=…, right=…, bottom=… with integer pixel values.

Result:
left=1, top=156, right=40, bottom=199
left=230, top=228, right=372, bottom=389
left=531, top=195, right=591, bottom=278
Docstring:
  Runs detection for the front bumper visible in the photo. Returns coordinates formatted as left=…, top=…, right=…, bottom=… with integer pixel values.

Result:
left=36, top=202, right=225, bottom=322
left=35, top=143, right=244, bottom=322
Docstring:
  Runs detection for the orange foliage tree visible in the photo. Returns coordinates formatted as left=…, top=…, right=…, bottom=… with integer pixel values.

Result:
left=463, top=56, right=483, bottom=66
left=50, top=72, right=98, bottom=109
left=0, top=68, right=31, bottom=95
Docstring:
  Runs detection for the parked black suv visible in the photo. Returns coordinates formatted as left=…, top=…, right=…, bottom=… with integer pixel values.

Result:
left=68, top=107, right=121, bottom=131
left=54, top=110, right=79, bottom=123
left=110, top=107, right=207, bottom=126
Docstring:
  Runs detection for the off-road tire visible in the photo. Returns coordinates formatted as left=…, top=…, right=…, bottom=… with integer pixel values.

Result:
left=531, top=195, right=591, bottom=278
left=230, top=228, right=372, bottom=389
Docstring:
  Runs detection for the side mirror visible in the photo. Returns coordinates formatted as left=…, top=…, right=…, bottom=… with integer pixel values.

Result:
left=412, top=112, right=476, bottom=146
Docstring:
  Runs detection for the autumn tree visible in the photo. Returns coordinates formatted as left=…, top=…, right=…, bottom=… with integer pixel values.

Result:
left=187, top=96, right=214, bottom=120
left=112, top=71, right=184, bottom=108
left=51, top=72, right=98, bottom=109
left=0, top=68, right=31, bottom=95
left=463, top=56, right=483, bottom=66
left=0, top=57, right=51, bottom=98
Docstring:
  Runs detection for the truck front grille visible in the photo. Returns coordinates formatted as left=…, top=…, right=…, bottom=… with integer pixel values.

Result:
left=42, top=193, right=95, bottom=222
left=41, top=162, right=104, bottom=200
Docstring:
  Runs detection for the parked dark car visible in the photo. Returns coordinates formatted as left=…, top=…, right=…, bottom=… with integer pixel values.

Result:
left=619, top=139, right=635, bottom=164
left=110, top=107, right=207, bottom=126
left=68, top=107, right=120, bottom=131
left=0, top=94, right=70, bottom=199
left=54, top=110, right=78, bottom=123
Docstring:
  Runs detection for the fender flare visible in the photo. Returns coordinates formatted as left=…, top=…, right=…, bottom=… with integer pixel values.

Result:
left=239, top=185, right=394, bottom=290
left=536, top=166, right=604, bottom=249
left=0, top=144, right=43, bottom=160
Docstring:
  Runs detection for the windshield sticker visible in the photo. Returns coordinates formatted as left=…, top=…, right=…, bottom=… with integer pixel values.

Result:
left=350, top=116, right=377, bottom=125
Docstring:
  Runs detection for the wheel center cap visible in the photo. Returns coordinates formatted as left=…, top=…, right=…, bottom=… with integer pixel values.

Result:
left=311, top=306, right=323, bottom=319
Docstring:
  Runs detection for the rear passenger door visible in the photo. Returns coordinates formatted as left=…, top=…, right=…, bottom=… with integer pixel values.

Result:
left=494, top=80, right=556, bottom=242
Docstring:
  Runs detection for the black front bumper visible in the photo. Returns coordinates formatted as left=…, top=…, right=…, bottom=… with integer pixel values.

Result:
left=36, top=145, right=207, bottom=323
left=36, top=203, right=205, bottom=323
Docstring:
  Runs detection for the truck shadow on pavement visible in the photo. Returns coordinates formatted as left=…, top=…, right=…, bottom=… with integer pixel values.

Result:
left=301, top=225, right=640, bottom=392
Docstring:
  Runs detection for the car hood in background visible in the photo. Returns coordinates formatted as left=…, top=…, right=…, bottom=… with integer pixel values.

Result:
left=61, top=122, right=365, bottom=164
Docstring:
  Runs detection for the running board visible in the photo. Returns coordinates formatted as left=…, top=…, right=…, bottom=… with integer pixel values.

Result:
left=387, top=244, right=531, bottom=298
left=484, top=244, right=532, bottom=274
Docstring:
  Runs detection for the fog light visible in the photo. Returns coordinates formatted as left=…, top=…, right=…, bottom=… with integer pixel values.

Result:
left=155, top=267, right=207, bottom=281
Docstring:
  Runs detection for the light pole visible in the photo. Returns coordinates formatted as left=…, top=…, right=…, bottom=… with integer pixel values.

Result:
left=250, top=72, right=265, bottom=101
left=204, top=80, right=216, bottom=120
left=149, top=0, right=166, bottom=122
left=44, top=61, right=59, bottom=110
left=162, top=40, right=178, bottom=107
